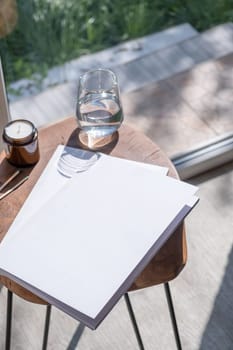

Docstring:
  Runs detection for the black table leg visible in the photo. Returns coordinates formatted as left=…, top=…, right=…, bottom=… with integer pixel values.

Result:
left=5, top=290, right=13, bottom=350
left=42, top=305, right=52, bottom=350
left=164, top=282, right=182, bottom=350
left=124, top=293, right=145, bottom=350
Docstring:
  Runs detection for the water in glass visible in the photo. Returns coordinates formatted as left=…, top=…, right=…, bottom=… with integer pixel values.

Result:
left=78, top=92, right=123, bottom=138
left=76, top=69, right=123, bottom=147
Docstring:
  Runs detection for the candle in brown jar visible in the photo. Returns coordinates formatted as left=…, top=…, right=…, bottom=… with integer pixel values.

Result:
left=2, top=119, right=40, bottom=167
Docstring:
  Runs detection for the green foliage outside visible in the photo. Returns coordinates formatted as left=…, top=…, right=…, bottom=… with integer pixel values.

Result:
left=0, top=0, right=233, bottom=85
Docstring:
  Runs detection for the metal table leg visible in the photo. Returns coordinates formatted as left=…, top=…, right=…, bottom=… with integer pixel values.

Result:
left=42, top=305, right=52, bottom=350
left=5, top=290, right=13, bottom=350
left=164, top=282, right=182, bottom=350
left=124, top=293, right=145, bottom=350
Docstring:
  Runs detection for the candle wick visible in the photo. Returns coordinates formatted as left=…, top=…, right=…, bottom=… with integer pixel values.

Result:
left=17, top=125, right=21, bottom=134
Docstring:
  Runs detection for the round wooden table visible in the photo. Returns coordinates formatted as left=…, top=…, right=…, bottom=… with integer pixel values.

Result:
left=0, top=117, right=186, bottom=350
left=0, top=116, right=186, bottom=302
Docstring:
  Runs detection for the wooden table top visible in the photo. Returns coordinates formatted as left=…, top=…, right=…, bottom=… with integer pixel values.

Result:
left=0, top=117, right=186, bottom=304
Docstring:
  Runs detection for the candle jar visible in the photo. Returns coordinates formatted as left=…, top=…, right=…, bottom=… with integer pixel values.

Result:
left=2, top=119, right=40, bottom=167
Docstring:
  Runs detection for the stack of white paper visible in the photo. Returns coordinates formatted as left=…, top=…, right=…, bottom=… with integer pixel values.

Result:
left=0, top=145, right=198, bottom=329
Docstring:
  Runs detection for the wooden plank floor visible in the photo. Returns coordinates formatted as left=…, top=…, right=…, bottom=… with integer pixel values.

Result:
left=123, top=52, right=233, bottom=157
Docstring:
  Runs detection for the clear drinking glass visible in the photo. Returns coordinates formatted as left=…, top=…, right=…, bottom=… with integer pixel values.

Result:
left=76, top=68, right=123, bottom=148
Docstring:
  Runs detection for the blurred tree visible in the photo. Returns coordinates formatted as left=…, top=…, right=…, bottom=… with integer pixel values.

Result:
left=0, top=0, right=18, bottom=38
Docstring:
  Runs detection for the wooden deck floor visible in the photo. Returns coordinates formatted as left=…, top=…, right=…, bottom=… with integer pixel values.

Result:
left=122, top=52, right=233, bottom=157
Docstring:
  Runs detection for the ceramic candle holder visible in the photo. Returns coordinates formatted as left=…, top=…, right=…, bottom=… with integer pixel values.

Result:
left=2, top=119, right=40, bottom=167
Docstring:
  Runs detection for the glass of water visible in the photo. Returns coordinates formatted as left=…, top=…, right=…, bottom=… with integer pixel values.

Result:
left=76, top=68, right=123, bottom=148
